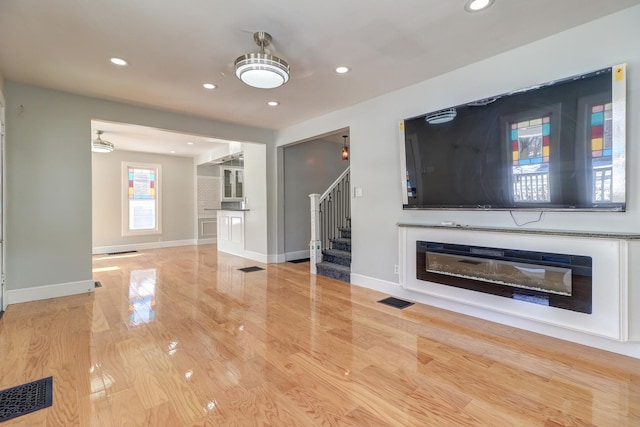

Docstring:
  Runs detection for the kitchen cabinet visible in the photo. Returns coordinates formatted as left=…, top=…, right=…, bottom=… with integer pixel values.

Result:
left=222, top=168, right=243, bottom=200
left=217, top=210, right=245, bottom=256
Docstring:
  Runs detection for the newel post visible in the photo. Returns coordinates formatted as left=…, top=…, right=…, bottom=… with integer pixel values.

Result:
left=309, top=193, right=321, bottom=274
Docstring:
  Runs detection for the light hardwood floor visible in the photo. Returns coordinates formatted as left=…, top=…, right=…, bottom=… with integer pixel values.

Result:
left=0, top=245, right=638, bottom=426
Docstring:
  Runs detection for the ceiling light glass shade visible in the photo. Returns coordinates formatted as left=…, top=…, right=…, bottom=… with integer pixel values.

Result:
left=234, top=53, right=290, bottom=89
left=465, top=0, right=494, bottom=12
left=92, top=132, right=114, bottom=153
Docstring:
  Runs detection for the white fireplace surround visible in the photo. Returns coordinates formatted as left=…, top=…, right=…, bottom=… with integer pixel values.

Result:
left=397, top=224, right=640, bottom=357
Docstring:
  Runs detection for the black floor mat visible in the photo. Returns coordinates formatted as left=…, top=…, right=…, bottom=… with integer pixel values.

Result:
left=288, top=258, right=310, bottom=264
left=0, top=377, right=53, bottom=422
left=238, top=266, right=265, bottom=273
left=377, top=297, right=414, bottom=309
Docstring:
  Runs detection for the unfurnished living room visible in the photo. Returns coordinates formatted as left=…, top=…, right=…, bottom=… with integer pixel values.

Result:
left=1, top=1, right=640, bottom=425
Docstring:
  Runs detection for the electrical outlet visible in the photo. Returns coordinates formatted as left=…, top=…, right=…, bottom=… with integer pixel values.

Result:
left=394, top=264, right=399, bottom=275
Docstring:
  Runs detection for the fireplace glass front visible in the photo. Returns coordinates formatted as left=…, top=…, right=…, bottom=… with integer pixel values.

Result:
left=416, top=241, right=592, bottom=313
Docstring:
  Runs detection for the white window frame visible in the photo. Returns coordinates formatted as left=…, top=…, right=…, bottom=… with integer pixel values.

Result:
left=122, top=161, right=162, bottom=237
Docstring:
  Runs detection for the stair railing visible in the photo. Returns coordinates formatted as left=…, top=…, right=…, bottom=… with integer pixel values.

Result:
left=309, top=166, right=350, bottom=274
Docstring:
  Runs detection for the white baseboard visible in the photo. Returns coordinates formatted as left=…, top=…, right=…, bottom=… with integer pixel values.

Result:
left=198, top=238, right=217, bottom=245
left=243, top=250, right=269, bottom=264
left=350, top=273, right=640, bottom=359
left=92, top=239, right=197, bottom=255
left=285, top=250, right=310, bottom=261
left=270, top=253, right=287, bottom=263
left=7, top=279, right=95, bottom=306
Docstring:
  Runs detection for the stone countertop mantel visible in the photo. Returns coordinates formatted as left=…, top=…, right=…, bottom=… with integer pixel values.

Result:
left=397, top=223, right=640, bottom=240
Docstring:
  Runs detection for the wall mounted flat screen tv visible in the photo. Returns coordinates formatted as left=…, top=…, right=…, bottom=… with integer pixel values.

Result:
left=400, top=64, right=626, bottom=211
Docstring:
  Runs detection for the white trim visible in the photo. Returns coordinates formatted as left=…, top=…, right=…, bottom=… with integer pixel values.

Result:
left=92, top=239, right=196, bottom=255
left=6, top=279, right=94, bottom=306
left=217, top=247, right=281, bottom=264
left=285, top=249, right=310, bottom=261
left=197, top=238, right=217, bottom=245
left=200, top=219, right=217, bottom=238
left=0, top=93, right=5, bottom=311
left=242, top=249, right=269, bottom=264
left=270, top=253, right=287, bottom=263
left=351, top=273, right=640, bottom=359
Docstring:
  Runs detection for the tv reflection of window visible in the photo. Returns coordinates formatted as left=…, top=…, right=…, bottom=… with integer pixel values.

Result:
left=510, top=116, right=551, bottom=203
left=590, top=103, right=613, bottom=203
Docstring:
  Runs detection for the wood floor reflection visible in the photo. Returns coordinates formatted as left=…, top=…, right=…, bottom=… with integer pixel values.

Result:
left=0, top=245, right=638, bottom=426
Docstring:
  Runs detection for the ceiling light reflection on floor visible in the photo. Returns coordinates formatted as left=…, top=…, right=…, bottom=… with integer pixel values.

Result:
left=92, top=266, right=121, bottom=273
left=94, top=253, right=143, bottom=261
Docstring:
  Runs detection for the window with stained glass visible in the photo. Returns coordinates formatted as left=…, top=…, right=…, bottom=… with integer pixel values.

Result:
left=122, top=162, right=161, bottom=235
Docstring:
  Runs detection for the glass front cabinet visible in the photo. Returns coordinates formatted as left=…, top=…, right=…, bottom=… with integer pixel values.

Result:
left=222, top=167, right=243, bottom=200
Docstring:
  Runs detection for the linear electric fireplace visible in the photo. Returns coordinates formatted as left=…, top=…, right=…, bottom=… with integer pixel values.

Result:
left=416, top=241, right=592, bottom=313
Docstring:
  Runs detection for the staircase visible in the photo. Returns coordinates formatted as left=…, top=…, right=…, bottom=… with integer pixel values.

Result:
left=309, top=166, right=351, bottom=284
left=316, top=225, right=351, bottom=283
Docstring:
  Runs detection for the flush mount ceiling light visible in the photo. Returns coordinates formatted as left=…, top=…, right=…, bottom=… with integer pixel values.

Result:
left=335, top=66, right=351, bottom=74
left=234, top=32, right=290, bottom=89
left=465, top=0, right=494, bottom=12
left=202, top=83, right=216, bottom=89
left=92, top=130, right=114, bottom=153
left=110, top=57, right=128, bottom=66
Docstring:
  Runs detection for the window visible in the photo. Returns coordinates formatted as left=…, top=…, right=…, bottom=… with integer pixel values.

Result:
left=122, top=162, right=161, bottom=236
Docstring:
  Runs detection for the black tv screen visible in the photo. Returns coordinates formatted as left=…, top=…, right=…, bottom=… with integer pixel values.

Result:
left=401, top=64, right=626, bottom=211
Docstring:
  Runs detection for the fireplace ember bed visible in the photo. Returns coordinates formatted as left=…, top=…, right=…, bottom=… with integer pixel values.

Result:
left=416, top=241, right=592, bottom=314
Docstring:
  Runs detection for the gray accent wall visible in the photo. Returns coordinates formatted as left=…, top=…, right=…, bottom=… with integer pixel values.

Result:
left=5, top=82, right=273, bottom=292
left=92, top=150, right=195, bottom=248
left=283, top=139, right=349, bottom=256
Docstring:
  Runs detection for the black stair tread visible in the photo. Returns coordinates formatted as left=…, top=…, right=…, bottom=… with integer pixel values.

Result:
left=316, top=261, right=351, bottom=273
left=322, top=248, right=352, bottom=258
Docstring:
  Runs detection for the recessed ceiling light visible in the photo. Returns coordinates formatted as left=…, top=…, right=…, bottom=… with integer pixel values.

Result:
left=267, top=101, right=279, bottom=107
left=187, top=142, right=194, bottom=145
left=203, top=83, right=216, bottom=90
left=465, top=0, right=494, bottom=12
left=335, top=66, right=351, bottom=74
left=110, top=57, right=128, bottom=66
left=169, top=150, right=176, bottom=154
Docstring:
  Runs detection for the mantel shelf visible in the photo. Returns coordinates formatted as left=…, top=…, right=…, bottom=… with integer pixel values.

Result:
left=397, top=223, right=640, bottom=240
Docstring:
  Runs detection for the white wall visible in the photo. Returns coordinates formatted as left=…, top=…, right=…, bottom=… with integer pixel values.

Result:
left=242, top=142, right=269, bottom=261
left=276, top=6, right=640, bottom=284
left=5, top=83, right=273, bottom=297
left=274, top=7, right=640, bottom=353
left=92, top=150, right=196, bottom=250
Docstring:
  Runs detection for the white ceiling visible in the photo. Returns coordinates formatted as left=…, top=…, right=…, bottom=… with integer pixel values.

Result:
left=91, top=120, right=231, bottom=157
left=2, top=0, right=640, bottom=153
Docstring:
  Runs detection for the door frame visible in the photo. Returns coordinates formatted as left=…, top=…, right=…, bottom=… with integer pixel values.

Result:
left=1, top=91, right=5, bottom=312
